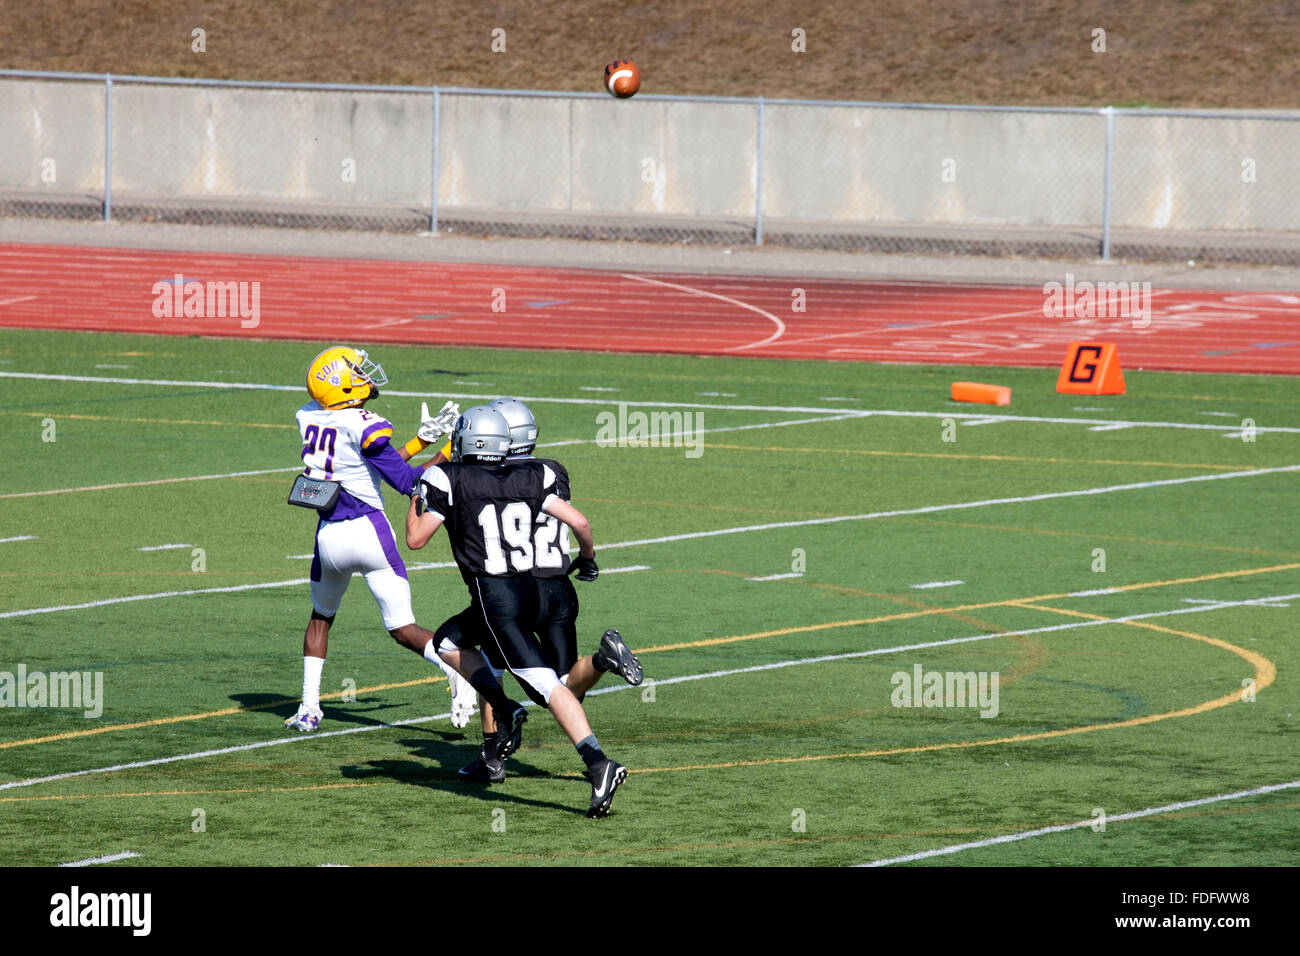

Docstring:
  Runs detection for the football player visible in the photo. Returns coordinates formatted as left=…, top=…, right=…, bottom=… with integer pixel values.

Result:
left=406, top=406, right=629, bottom=818
left=456, top=397, right=642, bottom=783
left=285, top=346, right=521, bottom=747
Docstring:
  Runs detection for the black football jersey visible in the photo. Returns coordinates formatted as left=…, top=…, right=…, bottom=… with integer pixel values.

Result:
left=528, top=457, right=572, bottom=579
left=419, top=459, right=562, bottom=578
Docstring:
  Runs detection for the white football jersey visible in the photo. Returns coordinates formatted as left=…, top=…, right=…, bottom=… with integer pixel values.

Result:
left=296, top=402, right=395, bottom=511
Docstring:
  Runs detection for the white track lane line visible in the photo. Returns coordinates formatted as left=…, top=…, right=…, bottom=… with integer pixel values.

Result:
left=859, top=780, right=1300, bottom=867
left=59, top=851, right=141, bottom=867
left=5, top=370, right=1296, bottom=433
left=620, top=273, right=787, bottom=352
left=4, top=463, right=1298, bottom=621
left=3, top=591, right=1295, bottom=793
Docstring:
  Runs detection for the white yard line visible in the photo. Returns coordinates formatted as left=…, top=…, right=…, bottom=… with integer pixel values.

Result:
left=0, top=466, right=300, bottom=500
left=135, top=543, right=194, bottom=552
left=59, top=851, right=141, bottom=867
left=4, top=463, right=1298, bottom=621
left=603, top=565, right=651, bottom=574
left=4, top=590, right=1294, bottom=794
left=747, top=572, right=805, bottom=581
left=911, top=580, right=963, bottom=589
left=859, top=780, right=1300, bottom=867
left=0, top=535, right=37, bottom=543
left=4, top=370, right=1299, bottom=433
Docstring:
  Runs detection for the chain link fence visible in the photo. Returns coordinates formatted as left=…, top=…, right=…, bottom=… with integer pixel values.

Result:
left=2, top=70, right=1297, bottom=264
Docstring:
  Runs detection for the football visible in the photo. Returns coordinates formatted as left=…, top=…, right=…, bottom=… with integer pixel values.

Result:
left=604, top=59, right=640, bottom=98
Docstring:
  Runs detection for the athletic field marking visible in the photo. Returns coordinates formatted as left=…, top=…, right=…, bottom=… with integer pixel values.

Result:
left=635, top=564, right=1300, bottom=654
left=1068, top=587, right=1121, bottom=596
left=135, top=543, right=194, bottom=552
left=8, top=370, right=1298, bottom=433
left=600, top=464, right=1300, bottom=552
left=540, top=412, right=870, bottom=451
left=59, top=851, right=140, bottom=867
left=706, top=443, right=1248, bottom=472
left=621, top=273, right=787, bottom=352
left=4, top=459, right=1298, bottom=620
left=911, top=580, right=963, bottom=589
left=1088, top=423, right=1134, bottom=432
left=959, top=418, right=1004, bottom=427
left=0, top=409, right=295, bottom=430
left=4, top=781, right=384, bottom=805
left=0, top=672, right=449, bottom=751
left=859, top=781, right=1300, bottom=867
left=286, top=553, right=314, bottom=560
left=747, top=572, right=805, bottom=581
left=1183, top=596, right=1290, bottom=608
left=1, top=592, right=1285, bottom=791
left=0, top=465, right=301, bottom=500
left=603, top=565, right=651, bottom=574
left=0, top=535, right=37, bottom=543
left=579, top=386, right=619, bottom=392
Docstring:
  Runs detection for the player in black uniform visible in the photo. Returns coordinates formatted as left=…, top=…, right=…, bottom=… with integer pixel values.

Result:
left=406, top=406, right=628, bottom=818
left=455, top=398, right=643, bottom=782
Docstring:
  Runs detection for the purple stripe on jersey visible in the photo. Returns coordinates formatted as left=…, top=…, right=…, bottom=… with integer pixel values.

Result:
left=359, top=419, right=394, bottom=447
left=310, top=521, right=323, bottom=582
left=366, top=511, right=408, bottom=580
left=363, top=439, right=423, bottom=495
left=321, top=487, right=376, bottom=523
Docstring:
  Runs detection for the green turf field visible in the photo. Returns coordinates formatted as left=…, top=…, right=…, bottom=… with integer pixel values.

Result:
left=0, top=328, right=1296, bottom=866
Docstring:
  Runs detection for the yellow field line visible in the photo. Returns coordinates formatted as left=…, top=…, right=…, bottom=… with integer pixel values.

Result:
left=636, top=561, right=1300, bottom=653
left=4, top=561, right=1292, bottom=751
left=705, top=443, right=1246, bottom=471
left=898, top=516, right=1300, bottom=561
left=0, top=410, right=294, bottom=430
left=620, top=600, right=1276, bottom=777
left=0, top=780, right=385, bottom=803
left=0, top=675, right=446, bottom=750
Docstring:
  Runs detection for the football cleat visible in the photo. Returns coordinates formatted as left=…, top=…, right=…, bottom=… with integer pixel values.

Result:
left=495, top=704, right=528, bottom=760
left=448, top=669, right=478, bottom=730
left=594, top=629, right=643, bottom=686
left=457, top=749, right=506, bottom=784
left=284, top=704, right=323, bottom=732
left=584, top=758, right=628, bottom=818
left=305, top=346, right=387, bottom=410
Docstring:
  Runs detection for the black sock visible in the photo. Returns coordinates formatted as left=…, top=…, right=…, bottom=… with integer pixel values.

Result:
left=576, top=734, right=604, bottom=769
left=468, top=667, right=517, bottom=717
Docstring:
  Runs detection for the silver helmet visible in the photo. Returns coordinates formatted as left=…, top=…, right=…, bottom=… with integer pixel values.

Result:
left=490, top=397, right=538, bottom=458
left=450, top=406, right=512, bottom=463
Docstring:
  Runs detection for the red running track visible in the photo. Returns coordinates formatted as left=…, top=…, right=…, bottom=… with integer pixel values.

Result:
left=1, top=243, right=1298, bottom=373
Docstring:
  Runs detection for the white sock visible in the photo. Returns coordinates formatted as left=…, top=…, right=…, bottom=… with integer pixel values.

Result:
left=302, top=656, right=325, bottom=711
left=423, top=641, right=459, bottom=683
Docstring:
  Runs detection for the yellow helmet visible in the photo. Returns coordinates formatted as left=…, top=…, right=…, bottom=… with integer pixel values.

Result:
left=305, top=346, right=388, bottom=409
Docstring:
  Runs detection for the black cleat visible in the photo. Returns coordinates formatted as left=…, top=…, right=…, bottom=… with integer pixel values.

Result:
left=584, top=758, right=628, bottom=818
left=594, top=629, right=643, bottom=686
left=495, top=704, right=527, bottom=760
left=457, top=750, right=506, bottom=783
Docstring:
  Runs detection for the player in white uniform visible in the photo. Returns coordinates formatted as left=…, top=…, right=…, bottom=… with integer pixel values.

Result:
left=284, top=346, right=522, bottom=740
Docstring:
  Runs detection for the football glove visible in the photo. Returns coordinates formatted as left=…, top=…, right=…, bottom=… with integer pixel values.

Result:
left=418, top=400, right=460, bottom=443
left=570, top=555, right=599, bottom=581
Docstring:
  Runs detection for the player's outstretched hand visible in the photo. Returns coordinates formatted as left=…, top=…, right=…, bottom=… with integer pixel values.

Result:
left=418, top=400, right=460, bottom=443
left=570, top=555, right=599, bottom=581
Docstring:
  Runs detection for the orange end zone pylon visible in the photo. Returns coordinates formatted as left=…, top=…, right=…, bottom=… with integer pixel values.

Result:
left=951, top=382, right=1011, bottom=405
left=1056, top=342, right=1126, bottom=395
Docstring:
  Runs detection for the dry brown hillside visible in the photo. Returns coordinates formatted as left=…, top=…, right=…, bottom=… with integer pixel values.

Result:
left=2, top=1, right=1296, bottom=108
